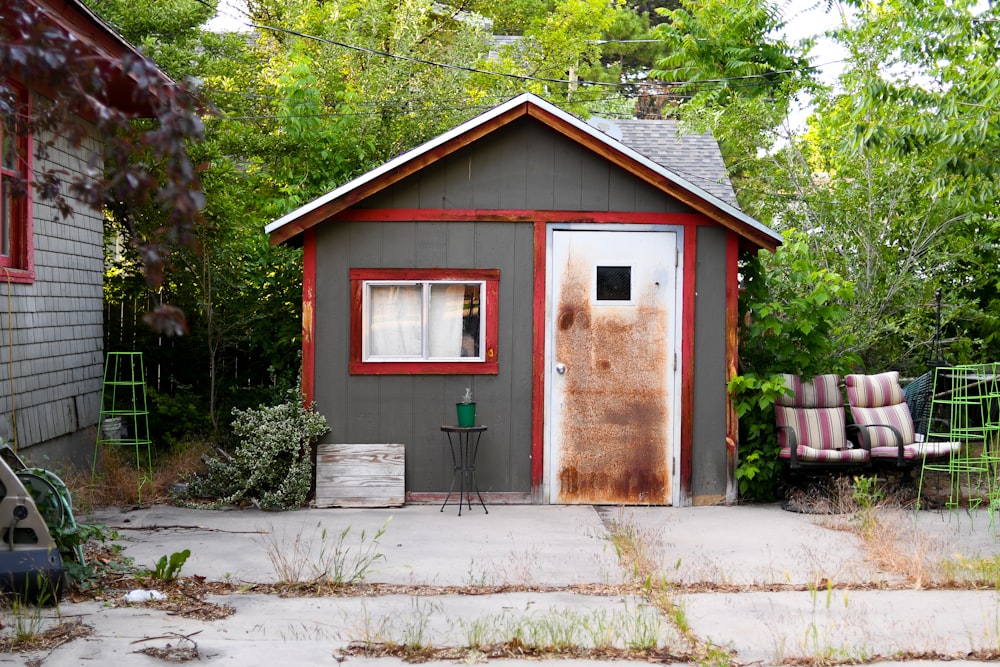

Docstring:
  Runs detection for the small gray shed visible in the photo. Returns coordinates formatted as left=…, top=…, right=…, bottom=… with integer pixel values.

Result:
left=266, top=93, right=781, bottom=506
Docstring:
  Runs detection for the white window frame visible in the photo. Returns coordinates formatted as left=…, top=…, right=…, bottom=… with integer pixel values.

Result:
left=362, top=279, right=486, bottom=363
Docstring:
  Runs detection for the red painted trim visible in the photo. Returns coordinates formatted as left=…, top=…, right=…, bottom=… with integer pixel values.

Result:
left=332, top=208, right=711, bottom=225
left=350, top=268, right=500, bottom=281
left=350, top=361, right=499, bottom=375
left=301, top=229, right=316, bottom=403
left=530, top=220, right=547, bottom=495
left=724, top=232, right=740, bottom=504
left=680, top=228, right=698, bottom=504
left=349, top=268, right=500, bottom=375
left=0, top=81, right=34, bottom=282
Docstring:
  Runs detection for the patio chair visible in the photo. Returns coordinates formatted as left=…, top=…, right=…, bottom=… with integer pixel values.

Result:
left=775, top=374, right=869, bottom=470
left=845, top=371, right=960, bottom=478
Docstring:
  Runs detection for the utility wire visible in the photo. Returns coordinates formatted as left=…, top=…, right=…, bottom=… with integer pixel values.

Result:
left=192, top=0, right=827, bottom=91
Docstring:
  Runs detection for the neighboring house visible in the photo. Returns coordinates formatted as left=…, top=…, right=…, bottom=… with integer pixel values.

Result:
left=266, top=93, right=782, bottom=506
left=0, top=0, right=172, bottom=464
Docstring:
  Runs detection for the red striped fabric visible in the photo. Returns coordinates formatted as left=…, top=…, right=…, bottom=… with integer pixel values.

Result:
left=845, top=372, right=916, bottom=448
left=775, top=375, right=847, bottom=450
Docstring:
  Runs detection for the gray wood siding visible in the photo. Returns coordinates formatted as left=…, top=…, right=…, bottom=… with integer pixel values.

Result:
left=362, top=119, right=695, bottom=214
left=0, top=116, right=104, bottom=460
left=313, top=220, right=534, bottom=493
left=691, top=226, right=728, bottom=501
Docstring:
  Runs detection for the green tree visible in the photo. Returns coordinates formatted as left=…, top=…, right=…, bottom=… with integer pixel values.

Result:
left=729, top=231, right=858, bottom=500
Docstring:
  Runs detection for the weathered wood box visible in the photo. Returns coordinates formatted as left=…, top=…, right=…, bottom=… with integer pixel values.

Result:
left=315, top=443, right=405, bottom=507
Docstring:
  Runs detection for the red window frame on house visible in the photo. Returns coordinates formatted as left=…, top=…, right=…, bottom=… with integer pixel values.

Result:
left=0, top=80, right=33, bottom=280
left=350, top=268, right=499, bottom=375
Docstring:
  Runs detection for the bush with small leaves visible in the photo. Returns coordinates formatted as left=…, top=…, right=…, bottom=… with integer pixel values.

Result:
left=188, top=388, right=328, bottom=510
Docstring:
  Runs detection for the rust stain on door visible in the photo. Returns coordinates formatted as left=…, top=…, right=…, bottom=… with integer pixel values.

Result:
left=555, top=258, right=671, bottom=504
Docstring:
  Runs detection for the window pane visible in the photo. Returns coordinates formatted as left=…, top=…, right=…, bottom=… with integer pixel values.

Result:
left=461, top=284, right=481, bottom=357
left=1, top=129, right=13, bottom=172
left=428, top=283, right=466, bottom=358
left=1, top=179, right=10, bottom=258
left=596, top=266, right=631, bottom=301
left=369, top=284, right=422, bottom=356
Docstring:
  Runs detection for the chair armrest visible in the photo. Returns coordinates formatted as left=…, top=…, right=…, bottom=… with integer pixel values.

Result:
left=777, top=425, right=800, bottom=467
left=845, top=424, right=871, bottom=451
left=852, top=423, right=905, bottom=465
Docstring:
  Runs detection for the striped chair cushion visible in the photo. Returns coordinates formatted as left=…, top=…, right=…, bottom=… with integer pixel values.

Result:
left=780, top=445, right=868, bottom=463
left=775, top=374, right=847, bottom=451
left=776, top=374, right=842, bottom=408
left=870, top=441, right=961, bottom=461
left=846, top=372, right=916, bottom=449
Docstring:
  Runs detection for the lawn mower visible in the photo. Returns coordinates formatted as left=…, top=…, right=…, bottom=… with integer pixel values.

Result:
left=0, top=444, right=79, bottom=601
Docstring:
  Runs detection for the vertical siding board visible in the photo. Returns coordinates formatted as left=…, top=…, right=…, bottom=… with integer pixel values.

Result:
left=315, top=223, right=352, bottom=439
left=381, top=222, right=416, bottom=266
left=552, top=135, right=582, bottom=210
left=378, top=375, right=414, bottom=448
left=444, top=153, right=474, bottom=209
left=446, top=223, right=476, bottom=269
left=418, top=158, right=449, bottom=208
left=345, top=223, right=383, bottom=444
left=579, top=154, right=611, bottom=212
left=608, top=169, right=637, bottom=212
left=692, top=226, right=728, bottom=503
left=495, top=123, right=528, bottom=209
left=469, top=224, right=514, bottom=491
left=634, top=183, right=670, bottom=213
left=411, top=376, right=448, bottom=491
left=470, top=142, right=503, bottom=209
left=509, top=222, right=535, bottom=490
left=416, top=223, right=448, bottom=265
left=524, top=124, right=556, bottom=210
left=346, top=376, right=382, bottom=443
left=349, top=220, right=383, bottom=266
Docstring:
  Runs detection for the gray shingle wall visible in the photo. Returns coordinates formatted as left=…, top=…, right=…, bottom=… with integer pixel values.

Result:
left=613, top=119, right=738, bottom=206
left=0, top=100, right=104, bottom=452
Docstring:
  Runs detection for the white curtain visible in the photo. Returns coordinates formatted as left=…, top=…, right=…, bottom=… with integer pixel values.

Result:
left=428, top=284, right=465, bottom=358
left=370, top=285, right=422, bottom=356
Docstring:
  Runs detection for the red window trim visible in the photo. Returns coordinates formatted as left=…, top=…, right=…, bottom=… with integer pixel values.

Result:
left=350, top=268, right=499, bottom=375
left=0, top=79, right=34, bottom=283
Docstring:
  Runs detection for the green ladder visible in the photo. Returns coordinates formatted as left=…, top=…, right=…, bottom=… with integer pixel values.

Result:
left=93, top=352, right=153, bottom=501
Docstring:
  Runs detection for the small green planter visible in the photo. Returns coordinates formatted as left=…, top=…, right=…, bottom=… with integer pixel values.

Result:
left=456, top=402, right=477, bottom=427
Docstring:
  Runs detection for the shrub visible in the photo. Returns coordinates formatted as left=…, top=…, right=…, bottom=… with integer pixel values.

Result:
left=188, top=388, right=328, bottom=510
left=730, top=231, right=859, bottom=501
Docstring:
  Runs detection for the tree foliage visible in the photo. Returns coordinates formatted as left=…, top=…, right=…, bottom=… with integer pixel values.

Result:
left=0, top=0, right=207, bottom=334
left=728, top=231, right=858, bottom=500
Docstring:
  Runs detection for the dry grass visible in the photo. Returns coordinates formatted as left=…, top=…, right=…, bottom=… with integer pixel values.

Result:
left=59, top=439, right=213, bottom=509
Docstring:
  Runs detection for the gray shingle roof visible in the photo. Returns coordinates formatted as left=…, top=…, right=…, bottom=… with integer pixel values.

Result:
left=613, top=119, right=738, bottom=207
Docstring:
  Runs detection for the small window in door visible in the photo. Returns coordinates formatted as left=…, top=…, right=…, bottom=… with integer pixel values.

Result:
left=595, top=266, right=632, bottom=303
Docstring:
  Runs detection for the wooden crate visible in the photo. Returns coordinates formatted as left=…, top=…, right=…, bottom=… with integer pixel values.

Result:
left=315, top=443, right=405, bottom=508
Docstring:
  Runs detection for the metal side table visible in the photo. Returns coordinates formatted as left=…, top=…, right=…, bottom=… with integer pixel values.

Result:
left=440, top=425, right=488, bottom=515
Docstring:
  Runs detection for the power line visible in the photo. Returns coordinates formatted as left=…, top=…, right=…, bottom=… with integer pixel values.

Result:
left=192, top=0, right=828, bottom=92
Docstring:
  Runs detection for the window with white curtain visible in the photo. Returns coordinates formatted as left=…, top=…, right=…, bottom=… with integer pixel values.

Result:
left=364, top=281, right=484, bottom=361
left=350, top=268, right=499, bottom=374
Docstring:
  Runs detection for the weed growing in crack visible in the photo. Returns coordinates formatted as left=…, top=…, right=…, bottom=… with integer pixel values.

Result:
left=261, top=519, right=388, bottom=586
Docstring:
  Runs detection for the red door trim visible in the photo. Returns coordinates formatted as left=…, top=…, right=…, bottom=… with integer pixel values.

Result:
left=302, top=229, right=317, bottom=404
left=680, top=227, right=697, bottom=503
left=531, top=220, right=547, bottom=494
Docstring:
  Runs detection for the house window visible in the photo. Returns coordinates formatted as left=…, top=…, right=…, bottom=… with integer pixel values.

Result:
left=351, top=268, right=499, bottom=374
left=0, top=81, right=31, bottom=277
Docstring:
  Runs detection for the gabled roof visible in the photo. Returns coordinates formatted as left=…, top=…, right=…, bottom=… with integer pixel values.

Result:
left=265, top=93, right=782, bottom=252
left=615, top=119, right=738, bottom=206
left=19, top=0, right=176, bottom=116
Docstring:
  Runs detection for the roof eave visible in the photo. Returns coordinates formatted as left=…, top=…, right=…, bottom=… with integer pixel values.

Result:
left=266, top=93, right=782, bottom=251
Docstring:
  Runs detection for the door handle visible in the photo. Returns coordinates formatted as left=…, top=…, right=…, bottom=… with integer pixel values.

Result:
left=555, top=363, right=566, bottom=375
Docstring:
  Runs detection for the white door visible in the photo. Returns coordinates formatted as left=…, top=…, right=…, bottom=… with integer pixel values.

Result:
left=547, top=229, right=679, bottom=505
